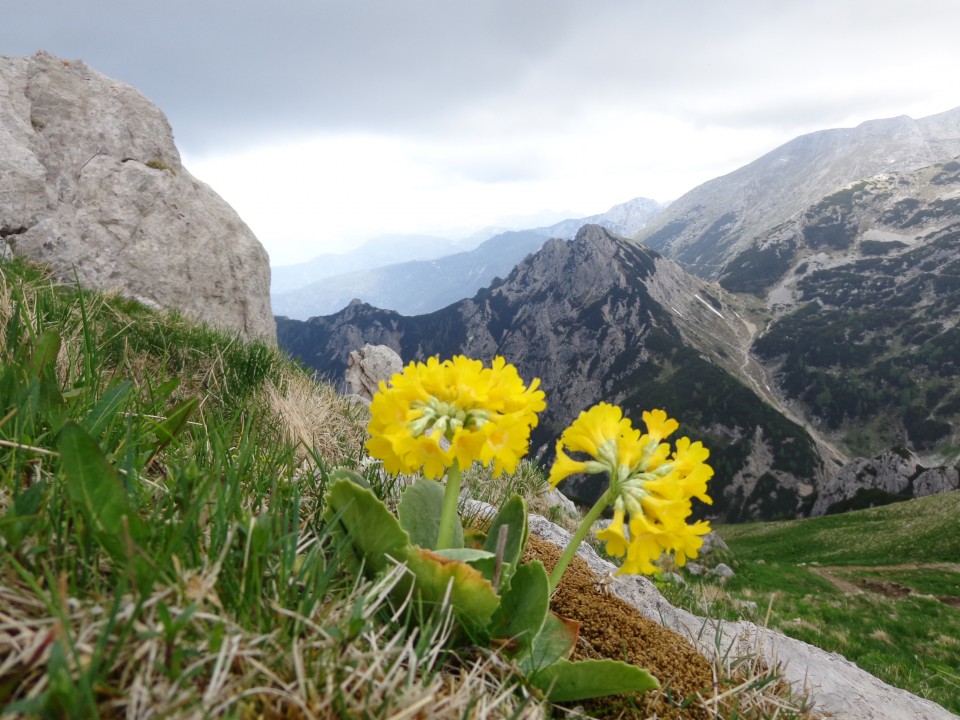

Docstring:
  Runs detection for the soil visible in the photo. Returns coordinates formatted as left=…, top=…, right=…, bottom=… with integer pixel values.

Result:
left=808, top=562, right=960, bottom=606
left=524, top=535, right=716, bottom=719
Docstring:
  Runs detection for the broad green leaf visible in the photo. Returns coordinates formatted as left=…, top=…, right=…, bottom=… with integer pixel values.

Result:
left=142, top=397, right=199, bottom=466
left=488, top=559, right=550, bottom=653
left=56, top=421, right=144, bottom=556
left=322, top=478, right=410, bottom=576
left=83, top=380, right=133, bottom=437
left=0, top=480, right=46, bottom=546
left=27, top=329, right=61, bottom=379
left=398, top=477, right=463, bottom=549
left=328, top=467, right=370, bottom=489
left=530, top=658, right=659, bottom=702
left=519, top=611, right=579, bottom=675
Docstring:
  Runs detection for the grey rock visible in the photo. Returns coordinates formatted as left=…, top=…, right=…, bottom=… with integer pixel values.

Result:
left=699, top=530, right=729, bottom=556
left=344, top=344, right=403, bottom=403
left=0, top=52, right=274, bottom=341
left=708, top=562, right=735, bottom=579
left=543, top=487, right=579, bottom=518
left=914, top=466, right=960, bottom=497
left=812, top=450, right=918, bottom=516
left=684, top=561, right=705, bottom=577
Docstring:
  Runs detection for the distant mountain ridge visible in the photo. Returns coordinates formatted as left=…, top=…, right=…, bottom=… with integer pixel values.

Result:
left=271, top=197, right=664, bottom=318
left=637, top=107, right=960, bottom=282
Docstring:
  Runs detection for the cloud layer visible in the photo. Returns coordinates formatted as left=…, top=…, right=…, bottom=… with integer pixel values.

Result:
left=5, top=1, right=960, bottom=263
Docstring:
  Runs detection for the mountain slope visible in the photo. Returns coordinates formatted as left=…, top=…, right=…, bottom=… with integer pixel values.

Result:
left=278, top=225, right=829, bottom=522
left=637, top=107, right=960, bottom=281
left=744, top=160, right=960, bottom=465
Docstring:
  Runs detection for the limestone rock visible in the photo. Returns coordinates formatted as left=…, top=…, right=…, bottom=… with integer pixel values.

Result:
left=811, top=449, right=918, bottom=516
left=914, top=466, right=960, bottom=497
left=708, top=562, right=735, bottom=579
left=344, top=343, right=403, bottom=403
left=0, top=52, right=275, bottom=341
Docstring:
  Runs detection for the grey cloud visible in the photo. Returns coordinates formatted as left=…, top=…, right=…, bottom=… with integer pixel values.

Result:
left=4, top=0, right=960, bottom=156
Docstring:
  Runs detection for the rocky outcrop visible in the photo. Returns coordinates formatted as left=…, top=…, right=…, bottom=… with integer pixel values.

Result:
left=813, top=448, right=960, bottom=516
left=344, top=343, right=403, bottom=403
left=0, top=52, right=275, bottom=341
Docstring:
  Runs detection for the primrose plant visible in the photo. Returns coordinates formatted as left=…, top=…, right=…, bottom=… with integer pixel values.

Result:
left=323, top=355, right=713, bottom=703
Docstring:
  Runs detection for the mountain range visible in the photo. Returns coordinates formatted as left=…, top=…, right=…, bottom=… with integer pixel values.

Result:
left=271, top=197, right=664, bottom=318
left=276, top=108, right=960, bottom=521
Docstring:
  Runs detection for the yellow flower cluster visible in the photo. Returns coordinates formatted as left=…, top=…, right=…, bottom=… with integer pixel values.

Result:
left=367, top=355, right=546, bottom=479
left=548, top=403, right=713, bottom=575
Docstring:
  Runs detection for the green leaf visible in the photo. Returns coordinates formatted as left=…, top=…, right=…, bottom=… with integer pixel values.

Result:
left=27, top=329, right=61, bottom=379
left=328, top=467, right=370, bottom=489
left=56, top=422, right=144, bottom=557
left=141, top=397, right=199, bottom=466
left=82, top=380, right=133, bottom=437
left=398, top=477, right=463, bottom=549
left=403, top=546, right=500, bottom=630
left=488, top=559, right=550, bottom=653
left=530, top=658, right=659, bottom=702
left=481, top=494, right=528, bottom=587
left=322, top=478, right=410, bottom=576
left=0, top=480, right=46, bottom=546
left=520, top=611, right=579, bottom=675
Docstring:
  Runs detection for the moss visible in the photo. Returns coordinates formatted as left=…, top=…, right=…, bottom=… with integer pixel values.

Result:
left=145, top=159, right=176, bottom=174
left=524, top=535, right=715, bottom=719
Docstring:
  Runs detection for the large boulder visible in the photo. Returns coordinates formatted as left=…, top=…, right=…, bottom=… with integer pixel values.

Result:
left=0, top=52, right=275, bottom=341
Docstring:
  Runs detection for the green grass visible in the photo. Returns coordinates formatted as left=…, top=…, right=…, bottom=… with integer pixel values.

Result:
left=0, top=259, right=543, bottom=718
left=687, top=494, right=960, bottom=714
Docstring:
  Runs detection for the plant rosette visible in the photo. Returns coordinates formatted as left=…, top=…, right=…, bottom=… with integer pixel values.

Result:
left=323, top=356, right=713, bottom=704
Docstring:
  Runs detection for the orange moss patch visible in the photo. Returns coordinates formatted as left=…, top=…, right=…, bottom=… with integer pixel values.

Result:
left=525, top=534, right=714, bottom=719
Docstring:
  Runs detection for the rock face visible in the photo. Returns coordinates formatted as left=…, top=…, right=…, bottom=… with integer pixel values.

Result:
left=0, top=52, right=275, bottom=341
left=278, top=225, right=834, bottom=522
left=812, top=448, right=960, bottom=516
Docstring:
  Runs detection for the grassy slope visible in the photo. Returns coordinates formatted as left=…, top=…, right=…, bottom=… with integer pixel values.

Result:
left=704, top=494, right=960, bottom=713
left=0, top=260, right=547, bottom=719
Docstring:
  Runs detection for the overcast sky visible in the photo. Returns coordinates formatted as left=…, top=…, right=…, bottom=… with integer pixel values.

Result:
left=5, top=1, right=960, bottom=266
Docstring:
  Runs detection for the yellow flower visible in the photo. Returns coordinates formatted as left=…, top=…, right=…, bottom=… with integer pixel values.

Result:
left=548, top=403, right=713, bottom=575
left=595, top=506, right=629, bottom=557
left=366, top=355, right=545, bottom=478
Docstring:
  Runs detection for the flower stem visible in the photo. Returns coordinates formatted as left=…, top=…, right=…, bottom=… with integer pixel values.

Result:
left=436, top=460, right=463, bottom=550
left=548, top=489, right=612, bottom=592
